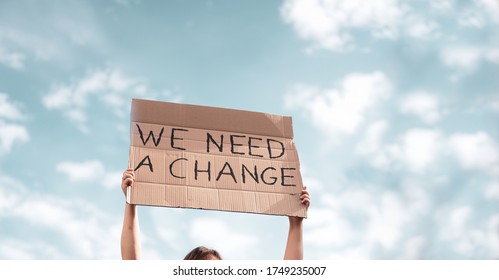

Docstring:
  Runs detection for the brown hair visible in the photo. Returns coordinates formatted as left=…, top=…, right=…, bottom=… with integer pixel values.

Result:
left=184, top=246, right=222, bottom=260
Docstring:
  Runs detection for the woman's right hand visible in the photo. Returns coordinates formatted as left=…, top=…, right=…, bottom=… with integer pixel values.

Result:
left=121, top=168, right=135, bottom=197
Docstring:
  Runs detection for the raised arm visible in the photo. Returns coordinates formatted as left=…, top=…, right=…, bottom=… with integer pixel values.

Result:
left=284, top=186, right=310, bottom=260
left=120, top=168, right=142, bottom=260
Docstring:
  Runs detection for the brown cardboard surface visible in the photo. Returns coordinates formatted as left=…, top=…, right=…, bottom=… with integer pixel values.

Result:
left=127, top=99, right=306, bottom=217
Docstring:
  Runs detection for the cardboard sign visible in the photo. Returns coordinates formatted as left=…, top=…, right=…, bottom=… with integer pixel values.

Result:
left=127, top=99, right=306, bottom=217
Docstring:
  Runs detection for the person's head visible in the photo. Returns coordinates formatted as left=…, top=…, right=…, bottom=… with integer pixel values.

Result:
left=184, top=246, right=222, bottom=260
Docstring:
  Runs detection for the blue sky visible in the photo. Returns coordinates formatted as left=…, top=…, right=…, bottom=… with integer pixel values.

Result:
left=0, top=0, right=498, bottom=260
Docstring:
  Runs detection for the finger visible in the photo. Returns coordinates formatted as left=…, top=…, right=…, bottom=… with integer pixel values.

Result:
left=122, top=173, right=134, bottom=181
left=300, top=196, right=310, bottom=204
left=122, top=171, right=135, bottom=180
left=302, top=197, right=310, bottom=208
left=123, top=178, right=133, bottom=187
left=300, top=193, right=310, bottom=202
left=299, top=193, right=310, bottom=199
left=299, top=193, right=310, bottom=201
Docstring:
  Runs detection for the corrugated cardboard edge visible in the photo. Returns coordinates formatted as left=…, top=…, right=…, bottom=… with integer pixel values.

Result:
left=125, top=184, right=307, bottom=218
left=131, top=98, right=294, bottom=139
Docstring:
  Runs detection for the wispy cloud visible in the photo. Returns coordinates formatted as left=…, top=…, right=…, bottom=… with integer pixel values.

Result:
left=0, top=0, right=106, bottom=67
left=281, top=0, right=498, bottom=53
left=0, top=47, right=25, bottom=70
left=281, top=0, right=405, bottom=51
left=400, top=92, right=441, bottom=124
left=306, top=170, right=498, bottom=259
left=436, top=206, right=499, bottom=258
left=484, top=182, right=499, bottom=201
left=56, top=160, right=122, bottom=190
left=402, top=235, right=426, bottom=259
left=0, top=175, right=122, bottom=259
left=440, top=46, right=499, bottom=76
left=306, top=184, right=429, bottom=259
left=356, top=124, right=445, bottom=173
left=0, top=93, right=29, bottom=154
left=285, top=71, right=392, bottom=136
left=280, top=0, right=445, bottom=52
left=0, top=121, right=29, bottom=154
left=397, top=129, right=443, bottom=172
left=475, top=0, right=499, bottom=23
left=42, top=68, right=180, bottom=133
left=448, top=131, right=499, bottom=175
left=0, top=93, right=25, bottom=120
left=357, top=124, right=499, bottom=176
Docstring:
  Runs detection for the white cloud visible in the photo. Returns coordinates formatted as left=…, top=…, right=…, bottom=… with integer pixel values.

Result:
left=484, top=182, right=499, bottom=200
left=305, top=207, right=355, bottom=247
left=305, top=185, right=429, bottom=259
left=456, top=0, right=499, bottom=27
left=102, top=171, right=123, bottom=190
left=56, top=160, right=122, bottom=190
left=458, top=11, right=485, bottom=28
left=281, top=0, right=499, bottom=54
left=0, top=93, right=25, bottom=120
left=358, top=127, right=498, bottom=175
left=399, top=129, right=442, bottom=172
left=475, top=0, right=499, bottom=23
left=356, top=121, right=389, bottom=154
left=441, top=47, right=482, bottom=71
left=0, top=26, right=61, bottom=62
left=281, top=0, right=405, bottom=51
left=485, top=48, right=499, bottom=64
left=0, top=47, right=25, bottom=70
left=430, top=0, right=455, bottom=12
left=300, top=164, right=326, bottom=191
left=156, top=227, right=180, bottom=248
left=0, top=93, right=30, bottom=154
left=0, top=1, right=106, bottom=66
left=57, top=160, right=105, bottom=182
left=280, top=0, right=444, bottom=52
left=0, top=121, right=29, bottom=154
left=0, top=238, right=67, bottom=259
left=365, top=192, right=409, bottom=249
left=448, top=131, right=499, bottom=175
left=436, top=206, right=498, bottom=258
left=400, top=92, right=441, bottom=124
left=357, top=126, right=443, bottom=173
left=450, top=206, right=472, bottom=233
left=189, top=218, right=258, bottom=259
left=405, top=17, right=439, bottom=39
left=490, top=97, right=499, bottom=113
left=42, top=68, right=179, bottom=133
left=0, top=175, right=122, bottom=259
left=488, top=214, right=499, bottom=258
left=401, top=235, right=426, bottom=259
left=355, top=120, right=393, bottom=169
left=285, top=71, right=392, bottom=135
left=441, top=46, right=499, bottom=75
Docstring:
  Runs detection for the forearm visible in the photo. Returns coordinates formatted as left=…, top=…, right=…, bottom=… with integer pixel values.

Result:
left=121, top=203, right=141, bottom=260
left=284, top=218, right=303, bottom=260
